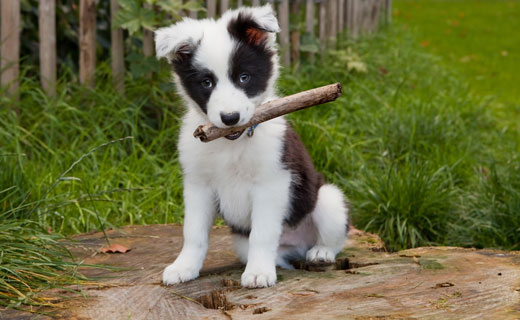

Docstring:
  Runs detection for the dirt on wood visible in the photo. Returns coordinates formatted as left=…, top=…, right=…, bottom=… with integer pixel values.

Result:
left=2, top=225, right=520, bottom=319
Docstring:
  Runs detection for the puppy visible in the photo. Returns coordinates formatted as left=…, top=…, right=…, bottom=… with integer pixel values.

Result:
left=155, top=5, right=349, bottom=288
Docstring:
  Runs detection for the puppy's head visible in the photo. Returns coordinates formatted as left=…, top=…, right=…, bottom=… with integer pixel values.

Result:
left=155, top=5, right=280, bottom=128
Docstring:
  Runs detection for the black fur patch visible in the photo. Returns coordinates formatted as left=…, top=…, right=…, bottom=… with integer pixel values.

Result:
left=172, top=49, right=217, bottom=114
left=227, top=13, right=274, bottom=97
left=281, top=126, right=324, bottom=227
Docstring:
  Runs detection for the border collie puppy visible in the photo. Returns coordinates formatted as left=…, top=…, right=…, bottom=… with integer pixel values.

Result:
left=155, top=5, right=349, bottom=288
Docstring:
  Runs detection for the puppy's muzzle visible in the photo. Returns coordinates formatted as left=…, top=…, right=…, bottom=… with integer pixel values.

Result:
left=220, top=112, right=240, bottom=126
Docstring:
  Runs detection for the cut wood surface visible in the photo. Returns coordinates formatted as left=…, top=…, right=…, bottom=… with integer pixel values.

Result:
left=193, top=83, right=342, bottom=142
left=2, top=225, right=520, bottom=319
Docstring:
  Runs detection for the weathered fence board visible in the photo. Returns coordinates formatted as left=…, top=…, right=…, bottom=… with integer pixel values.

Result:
left=305, top=0, right=315, bottom=60
left=278, top=0, right=291, bottom=66
left=318, top=0, right=327, bottom=47
left=385, top=0, right=392, bottom=24
left=290, top=0, right=301, bottom=69
left=110, top=0, right=125, bottom=94
left=79, top=0, right=96, bottom=87
left=0, top=0, right=21, bottom=96
left=220, top=0, right=230, bottom=15
left=207, top=0, right=217, bottom=18
left=350, top=0, right=360, bottom=38
left=39, top=0, right=56, bottom=96
left=327, top=0, right=338, bottom=45
left=338, top=0, right=345, bottom=32
left=143, top=3, right=155, bottom=79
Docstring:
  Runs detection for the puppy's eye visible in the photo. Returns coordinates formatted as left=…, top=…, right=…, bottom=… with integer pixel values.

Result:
left=201, top=78, right=213, bottom=88
left=239, top=73, right=250, bottom=84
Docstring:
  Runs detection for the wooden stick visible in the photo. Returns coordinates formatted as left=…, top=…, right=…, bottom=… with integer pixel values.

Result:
left=193, top=83, right=342, bottom=142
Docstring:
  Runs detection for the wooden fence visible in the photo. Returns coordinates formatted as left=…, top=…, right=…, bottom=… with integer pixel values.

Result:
left=0, top=0, right=391, bottom=97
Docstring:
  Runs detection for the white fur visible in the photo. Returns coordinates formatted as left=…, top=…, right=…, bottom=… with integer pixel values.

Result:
left=157, top=5, right=349, bottom=288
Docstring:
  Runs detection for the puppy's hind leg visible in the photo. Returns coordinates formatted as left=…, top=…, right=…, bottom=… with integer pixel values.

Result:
left=233, top=234, right=295, bottom=269
left=232, top=233, right=249, bottom=265
left=306, top=184, right=349, bottom=264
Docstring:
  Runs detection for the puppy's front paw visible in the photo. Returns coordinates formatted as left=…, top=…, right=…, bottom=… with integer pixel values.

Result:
left=241, top=269, right=277, bottom=288
left=162, top=263, right=199, bottom=286
left=306, top=245, right=336, bottom=264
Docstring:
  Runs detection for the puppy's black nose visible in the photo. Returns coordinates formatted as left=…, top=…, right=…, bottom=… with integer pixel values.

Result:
left=220, top=112, right=240, bottom=126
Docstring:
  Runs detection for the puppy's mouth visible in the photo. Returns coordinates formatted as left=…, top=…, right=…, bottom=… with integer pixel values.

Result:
left=224, top=129, right=245, bottom=141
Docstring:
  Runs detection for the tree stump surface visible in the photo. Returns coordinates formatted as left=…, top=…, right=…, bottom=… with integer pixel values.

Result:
left=2, top=225, right=520, bottom=319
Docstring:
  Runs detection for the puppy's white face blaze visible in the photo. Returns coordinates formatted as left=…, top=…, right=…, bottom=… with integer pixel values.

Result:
left=155, top=5, right=280, bottom=128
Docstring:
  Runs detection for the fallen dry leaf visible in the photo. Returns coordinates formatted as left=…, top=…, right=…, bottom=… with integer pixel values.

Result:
left=99, top=243, right=131, bottom=254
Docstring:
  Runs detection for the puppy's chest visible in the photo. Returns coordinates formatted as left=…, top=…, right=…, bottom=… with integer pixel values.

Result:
left=211, top=150, right=263, bottom=228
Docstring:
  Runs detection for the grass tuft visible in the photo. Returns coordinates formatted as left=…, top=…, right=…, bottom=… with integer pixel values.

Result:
left=0, top=221, right=84, bottom=308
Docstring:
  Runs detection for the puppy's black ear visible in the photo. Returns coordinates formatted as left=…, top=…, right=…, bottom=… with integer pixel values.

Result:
left=155, top=19, right=202, bottom=63
left=227, top=4, right=280, bottom=47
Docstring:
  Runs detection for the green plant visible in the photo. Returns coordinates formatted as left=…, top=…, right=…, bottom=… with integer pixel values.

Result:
left=0, top=220, right=84, bottom=308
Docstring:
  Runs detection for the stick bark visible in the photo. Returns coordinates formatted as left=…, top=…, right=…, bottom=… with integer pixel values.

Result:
left=194, top=83, right=342, bottom=142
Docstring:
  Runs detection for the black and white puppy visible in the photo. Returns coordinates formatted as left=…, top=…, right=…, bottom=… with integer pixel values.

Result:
left=155, top=5, right=349, bottom=288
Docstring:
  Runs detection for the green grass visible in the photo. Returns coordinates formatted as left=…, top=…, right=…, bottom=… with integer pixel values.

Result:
left=1, top=16, right=520, bottom=306
left=394, top=0, right=520, bottom=111
left=0, top=221, right=84, bottom=308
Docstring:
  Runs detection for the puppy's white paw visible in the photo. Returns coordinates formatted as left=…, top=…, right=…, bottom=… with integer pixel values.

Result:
left=241, top=269, right=277, bottom=288
left=306, top=245, right=336, bottom=264
left=162, top=263, right=199, bottom=286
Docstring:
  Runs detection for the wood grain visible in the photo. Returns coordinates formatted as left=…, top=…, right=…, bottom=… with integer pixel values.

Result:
left=193, top=83, right=342, bottom=142
left=39, top=0, right=56, bottom=96
left=7, top=225, right=519, bottom=319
